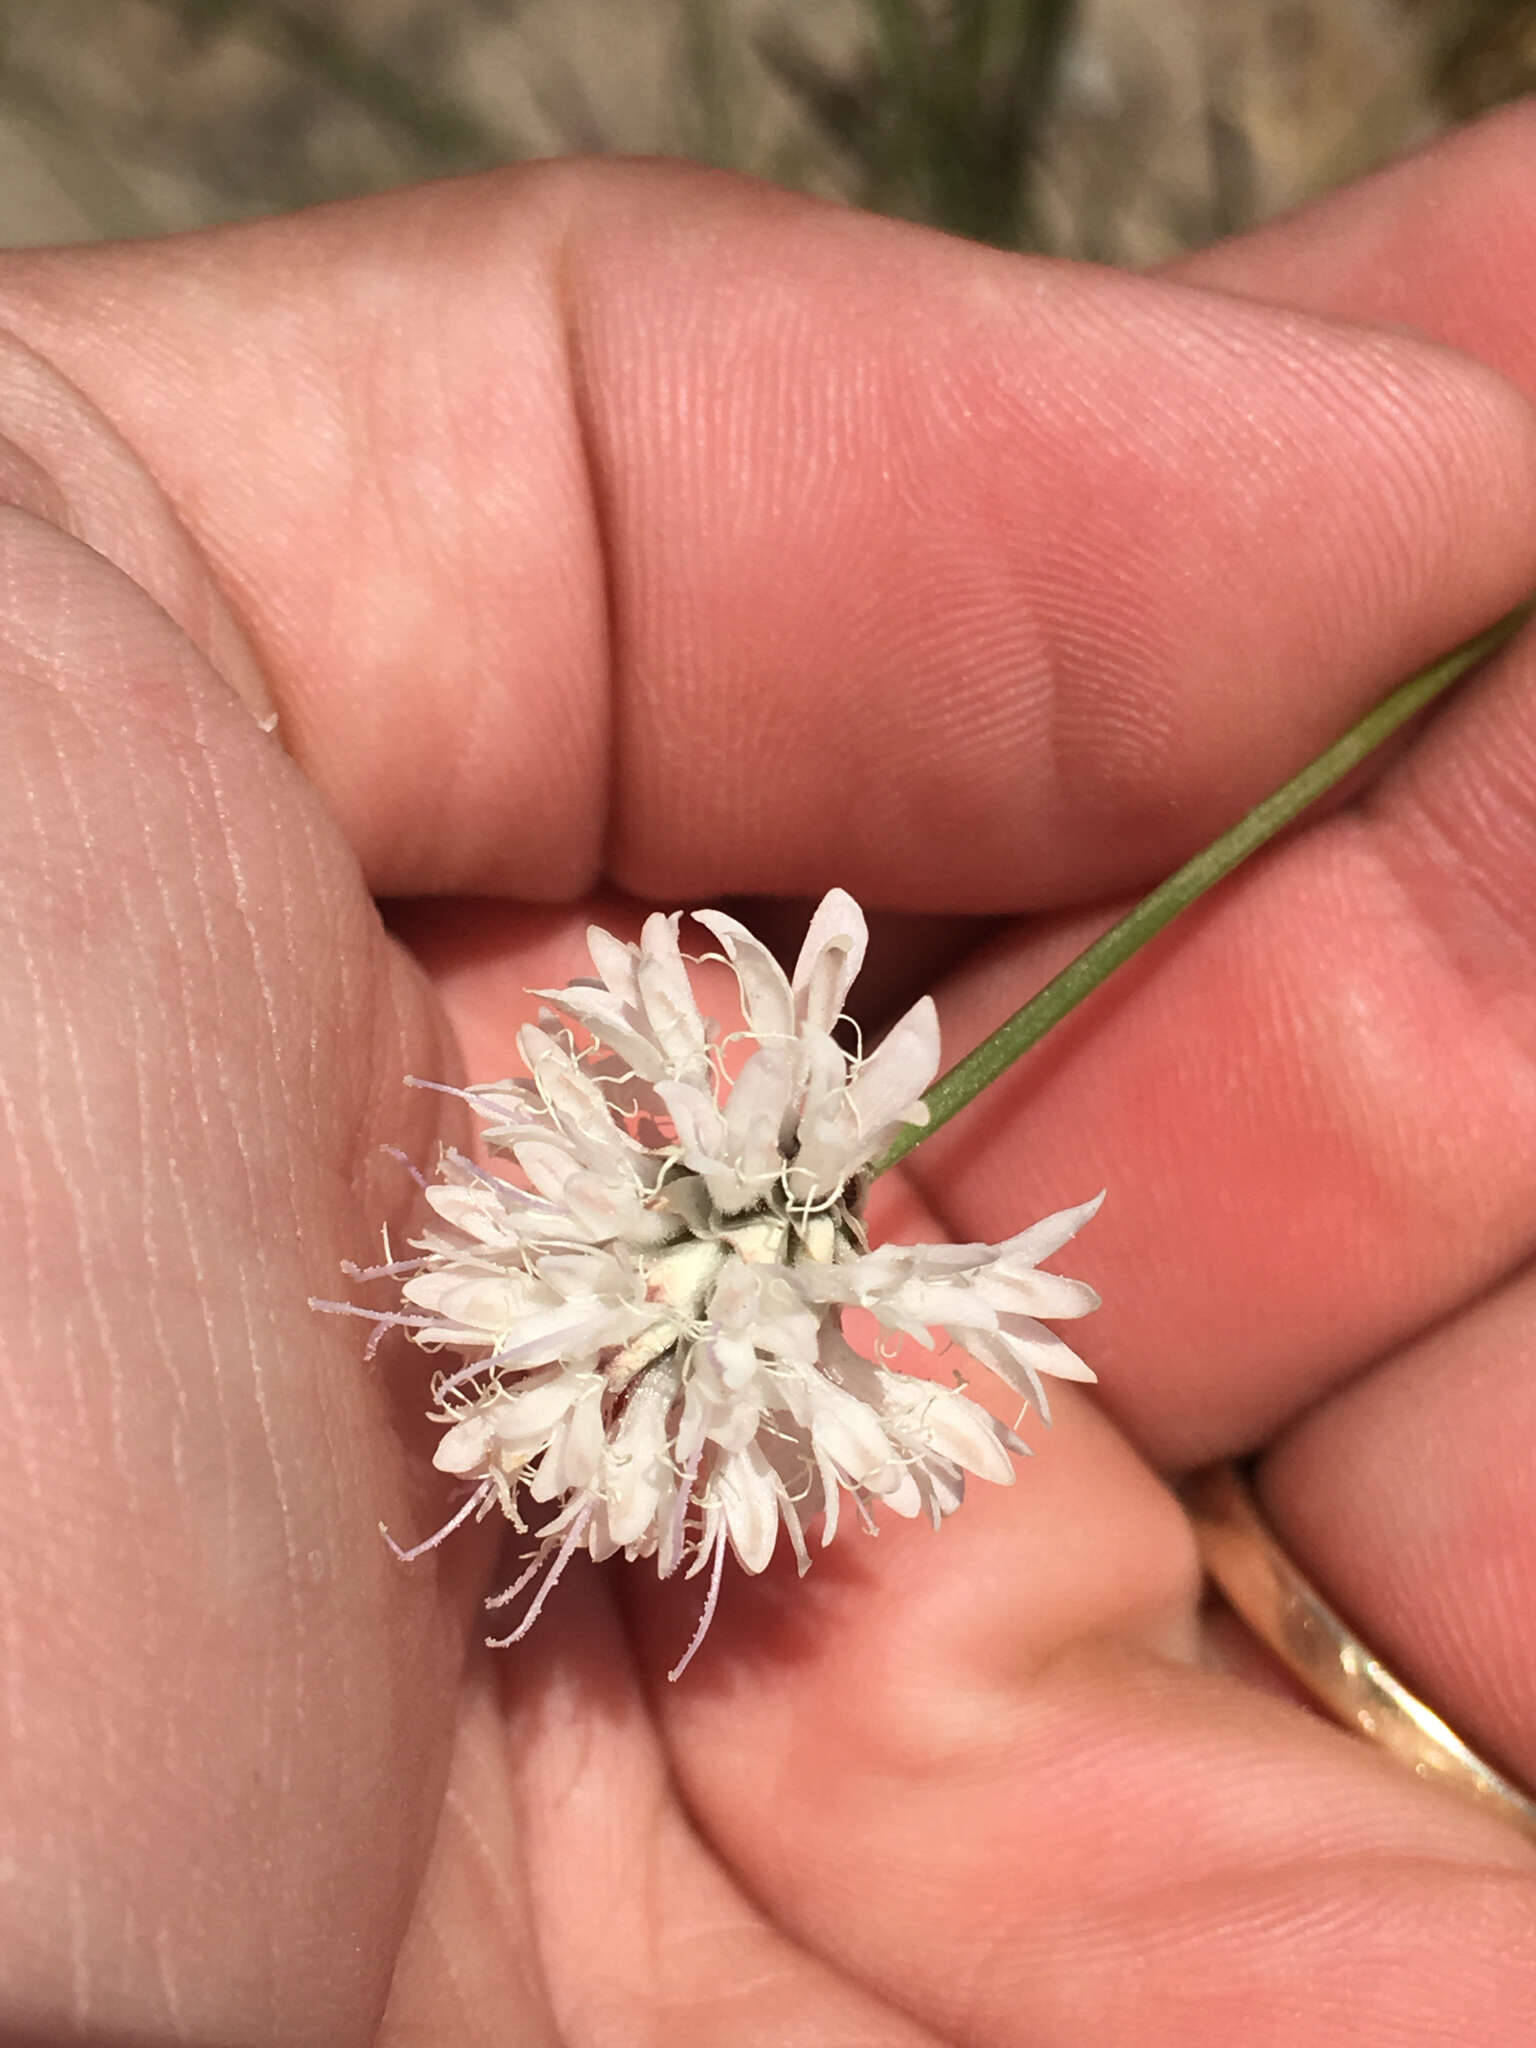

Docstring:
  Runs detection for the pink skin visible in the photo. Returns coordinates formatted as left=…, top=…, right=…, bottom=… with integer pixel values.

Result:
left=2, top=108, right=1536, bottom=2047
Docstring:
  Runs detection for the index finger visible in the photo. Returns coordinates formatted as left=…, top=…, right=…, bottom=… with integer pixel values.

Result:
left=0, top=159, right=1532, bottom=906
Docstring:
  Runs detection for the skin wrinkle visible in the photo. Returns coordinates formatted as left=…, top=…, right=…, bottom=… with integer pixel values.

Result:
left=1369, top=642, right=1536, bottom=1036
left=121, top=739, right=212, bottom=1533
left=0, top=516, right=422, bottom=2037
left=574, top=1774, right=931, bottom=2048
left=1256, top=1260, right=1536, bottom=1774
left=0, top=758, right=53, bottom=1523
left=496, top=1602, right=843, bottom=2048
left=552, top=211, right=620, bottom=896
left=440, top=1778, right=557, bottom=2034
left=0, top=427, right=69, bottom=527
left=397, top=341, right=506, bottom=883
left=0, top=760, right=53, bottom=1945
left=1370, top=720, right=1536, bottom=971
left=77, top=758, right=199, bottom=2039
left=577, top=1645, right=947, bottom=2048
left=782, top=1699, right=1525, bottom=2044
left=66, top=1865, right=88, bottom=2030
left=402, top=1909, right=491, bottom=2048
left=1302, top=363, right=1471, bottom=636
left=1135, top=1865, right=1533, bottom=2040
left=381, top=1682, right=565, bottom=2047
left=1150, top=313, right=1482, bottom=674
left=440, top=1780, right=527, bottom=1943
left=1334, top=823, right=1536, bottom=1246
left=150, top=1923, right=186, bottom=2044
left=293, top=803, right=347, bottom=1162
left=0, top=330, right=274, bottom=722
left=188, top=707, right=313, bottom=1663
left=194, top=768, right=410, bottom=1991
left=117, top=702, right=224, bottom=1545
left=27, top=707, right=130, bottom=1483
left=192, top=993, right=304, bottom=1872
left=926, top=297, right=1411, bottom=878
left=16, top=576, right=218, bottom=1632
left=289, top=186, right=613, bottom=898
left=282, top=789, right=369, bottom=1615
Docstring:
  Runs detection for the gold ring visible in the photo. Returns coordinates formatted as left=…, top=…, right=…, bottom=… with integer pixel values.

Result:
left=1185, top=1461, right=1536, bottom=1845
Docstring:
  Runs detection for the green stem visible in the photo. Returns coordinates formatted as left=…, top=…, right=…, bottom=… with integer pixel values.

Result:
left=875, top=599, right=1533, bottom=1174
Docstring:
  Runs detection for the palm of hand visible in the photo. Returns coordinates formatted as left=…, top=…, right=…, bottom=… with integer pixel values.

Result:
left=3, top=121, right=1536, bottom=2048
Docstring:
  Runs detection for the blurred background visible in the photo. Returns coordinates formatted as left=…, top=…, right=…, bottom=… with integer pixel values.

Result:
left=0, top=1, right=1530, bottom=260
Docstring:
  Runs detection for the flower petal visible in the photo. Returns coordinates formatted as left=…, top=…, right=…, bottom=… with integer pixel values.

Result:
left=635, top=912, right=711, bottom=1081
left=995, top=1191, right=1106, bottom=1267
left=885, top=1377, right=1017, bottom=1485
left=693, top=908, right=795, bottom=1042
left=791, top=887, right=868, bottom=1035
left=721, top=1046, right=795, bottom=1192
left=534, top=983, right=669, bottom=1082
left=604, top=1372, right=677, bottom=1548
left=844, top=995, right=940, bottom=1136
left=713, top=1442, right=783, bottom=1573
left=980, top=1269, right=1102, bottom=1320
left=433, top=1412, right=496, bottom=1475
left=585, top=923, right=641, bottom=1004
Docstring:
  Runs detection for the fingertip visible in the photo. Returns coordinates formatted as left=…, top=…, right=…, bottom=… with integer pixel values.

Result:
left=1174, top=97, right=1536, bottom=396
left=3, top=157, right=1535, bottom=909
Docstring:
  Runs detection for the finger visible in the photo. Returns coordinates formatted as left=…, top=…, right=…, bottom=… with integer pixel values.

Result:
left=0, top=336, right=274, bottom=720
left=0, top=163, right=1533, bottom=907
left=896, top=615, right=1536, bottom=1467
left=630, top=1183, right=1536, bottom=2048
left=389, top=882, right=1536, bottom=2042
left=1173, top=100, right=1536, bottom=395
left=381, top=1587, right=942, bottom=2047
left=652, top=1587, right=1536, bottom=2047
left=1246, top=560, right=1536, bottom=1782
left=0, top=509, right=466, bottom=2044
left=1256, top=1258, right=1536, bottom=1795
left=1161, top=97, right=1536, bottom=1823
left=395, top=591, right=1536, bottom=1486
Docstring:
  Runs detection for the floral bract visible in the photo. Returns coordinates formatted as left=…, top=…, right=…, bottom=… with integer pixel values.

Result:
left=347, top=889, right=1101, bottom=1677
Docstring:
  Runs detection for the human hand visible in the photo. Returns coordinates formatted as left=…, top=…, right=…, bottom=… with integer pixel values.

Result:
left=2, top=108, right=1536, bottom=2047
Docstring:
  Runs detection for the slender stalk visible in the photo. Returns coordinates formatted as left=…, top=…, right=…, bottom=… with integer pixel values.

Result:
left=876, top=600, right=1533, bottom=1173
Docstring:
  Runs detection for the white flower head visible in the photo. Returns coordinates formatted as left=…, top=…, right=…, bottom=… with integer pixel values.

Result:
left=328, top=889, right=1102, bottom=1678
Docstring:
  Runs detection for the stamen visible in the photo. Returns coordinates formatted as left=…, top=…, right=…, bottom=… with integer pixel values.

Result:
left=341, top=1254, right=434, bottom=1281
left=380, top=1483, right=491, bottom=1563
left=309, top=1299, right=436, bottom=1329
left=380, top=1144, right=429, bottom=1190
left=485, top=1502, right=595, bottom=1647
left=659, top=1438, right=705, bottom=1579
left=483, top=1543, right=550, bottom=1612
left=403, top=1074, right=478, bottom=1102
left=668, top=1522, right=728, bottom=1682
left=430, top=1339, right=546, bottom=1402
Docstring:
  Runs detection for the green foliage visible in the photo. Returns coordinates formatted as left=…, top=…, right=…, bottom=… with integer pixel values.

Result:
left=4, top=2, right=1536, bottom=252
left=1431, top=0, right=1536, bottom=113
left=764, top=0, right=1075, bottom=248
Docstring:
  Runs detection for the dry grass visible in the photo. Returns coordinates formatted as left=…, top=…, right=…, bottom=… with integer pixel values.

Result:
left=0, top=1, right=1530, bottom=257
